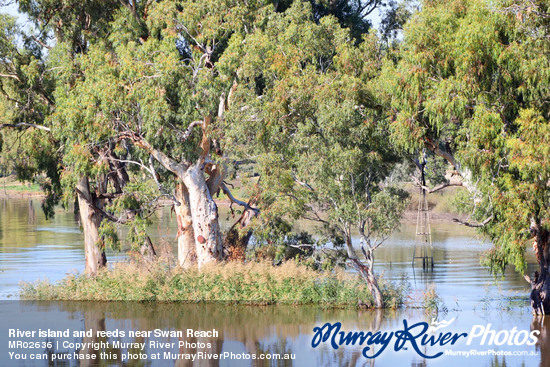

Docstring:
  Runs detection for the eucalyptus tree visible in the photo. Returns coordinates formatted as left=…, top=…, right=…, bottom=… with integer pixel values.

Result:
left=48, top=0, right=391, bottom=270
left=45, top=0, right=278, bottom=269
left=0, top=1, right=158, bottom=275
left=223, top=1, right=408, bottom=308
left=384, top=0, right=550, bottom=313
left=2, top=0, right=392, bottom=275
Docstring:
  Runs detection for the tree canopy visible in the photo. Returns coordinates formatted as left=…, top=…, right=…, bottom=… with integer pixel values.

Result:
left=384, top=0, right=550, bottom=313
left=3, top=0, right=550, bottom=312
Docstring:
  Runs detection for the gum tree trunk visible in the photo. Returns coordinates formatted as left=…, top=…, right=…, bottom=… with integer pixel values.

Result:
left=76, top=175, right=106, bottom=276
left=529, top=227, right=550, bottom=315
left=223, top=207, right=256, bottom=261
left=345, top=237, right=383, bottom=308
left=183, top=164, right=223, bottom=268
left=174, top=183, right=196, bottom=268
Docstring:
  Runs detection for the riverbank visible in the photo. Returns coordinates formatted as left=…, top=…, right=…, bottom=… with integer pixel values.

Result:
left=0, top=176, right=44, bottom=197
left=19, top=260, right=407, bottom=308
left=0, top=176, right=469, bottom=224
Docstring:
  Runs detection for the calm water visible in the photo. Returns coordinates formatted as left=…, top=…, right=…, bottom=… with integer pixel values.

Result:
left=0, top=197, right=544, bottom=366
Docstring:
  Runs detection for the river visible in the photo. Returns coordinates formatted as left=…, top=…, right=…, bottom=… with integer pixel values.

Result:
left=0, top=197, right=546, bottom=366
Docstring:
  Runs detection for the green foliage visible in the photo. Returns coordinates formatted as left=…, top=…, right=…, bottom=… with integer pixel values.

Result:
left=422, top=284, right=446, bottom=315
left=271, top=0, right=379, bottom=42
left=225, top=3, right=408, bottom=249
left=0, top=12, right=61, bottom=216
left=386, top=0, right=550, bottom=275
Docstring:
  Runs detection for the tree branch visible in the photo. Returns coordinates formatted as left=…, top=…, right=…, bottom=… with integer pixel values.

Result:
left=105, top=154, right=181, bottom=206
left=31, top=36, right=52, bottom=50
left=0, top=73, right=20, bottom=81
left=118, top=131, right=186, bottom=176
left=75, top=187, right=130, bottom=224
left=181, top=120, right=203, bottom=142
left=410, top=175, right=462, bottom=193
left=452, top=215, right=493, bottom=228
left=221, top=182, right=259, bottom=214
left=148, top=155, right=180, bottom=206
left=0, top=123, right=50, bottom=131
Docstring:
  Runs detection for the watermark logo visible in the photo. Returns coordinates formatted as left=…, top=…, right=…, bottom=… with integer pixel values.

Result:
left=311, top=319, right=539, bottom=359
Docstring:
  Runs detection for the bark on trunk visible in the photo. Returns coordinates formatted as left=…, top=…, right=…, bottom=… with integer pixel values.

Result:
left=174, top=183, right=196, bottom=268
left=76, top=176, right=106, bottom=276
left=354, top=260, right=384, bottom=309
left=223, top=205, right=257, bottom=261
left=344, top=237, right=384, bottom=308
left=529, top=227, right=550, bottom=315
left=182, top=164, right=223, bottom=268
left=139, top=233, right=157, bottom=261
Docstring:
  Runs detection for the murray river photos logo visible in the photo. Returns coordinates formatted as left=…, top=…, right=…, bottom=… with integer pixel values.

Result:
left=311, top=318, right=540, bottom=359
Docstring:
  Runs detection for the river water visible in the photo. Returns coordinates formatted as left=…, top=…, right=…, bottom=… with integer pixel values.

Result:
left=0, top=197, right=547, bottom=366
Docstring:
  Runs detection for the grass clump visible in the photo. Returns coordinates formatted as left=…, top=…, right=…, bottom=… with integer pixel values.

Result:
left=422, top=284, right=446, bottom=314
left=20, top=260, right=405, bottom=308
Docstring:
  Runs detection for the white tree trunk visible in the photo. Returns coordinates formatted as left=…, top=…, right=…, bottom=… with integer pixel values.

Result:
left=183, top=164, right=223, bottom=268
left=344, top=237, right=384, bottom=308
left=76, top=176, right=106, bottom=276
left=174, top=183, right=196, bottom=268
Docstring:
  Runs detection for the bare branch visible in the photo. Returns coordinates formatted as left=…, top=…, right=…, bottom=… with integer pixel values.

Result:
left=218, top=92, right=226, bottom=119
left=31, top=36, right=52, bottom=50
left=293, top=173, right=314, bottom=191
left=148, top=155, right=180, bottom=206
left=181, top=120, right=203, bottom=142
left=410, top=174, right=462, bottom=193
left=75, top=187, right=130, bottom=224
left=221, top=182, right=259, bottom=214
left=117, top=131, right=186, bottom=175
left=0, top=123, right=50, bottom=131
left=452, top=215, right=493, bottom=228
left=0, top=73, right=20, bottom=81
left=105, top=154, right=181, bottom=206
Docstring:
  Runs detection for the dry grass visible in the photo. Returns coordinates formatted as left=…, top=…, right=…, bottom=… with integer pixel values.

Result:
left=20, top=260, right=406, bottom=308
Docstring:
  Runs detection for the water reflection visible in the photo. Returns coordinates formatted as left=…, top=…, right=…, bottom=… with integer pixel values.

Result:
left=0, top=198, right=545, bottom=365
left=0, top=301, right=543, bottom=366
left=532, top=317, right=550, bottom=367
left=0, top=198, right=536, bottom=308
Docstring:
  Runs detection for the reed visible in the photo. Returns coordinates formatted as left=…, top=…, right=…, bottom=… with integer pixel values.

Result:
left=20, top=260, right=406, bottom=308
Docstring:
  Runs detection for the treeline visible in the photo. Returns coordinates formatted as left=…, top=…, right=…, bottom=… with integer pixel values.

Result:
left=1, top=0, right=550, bottom=312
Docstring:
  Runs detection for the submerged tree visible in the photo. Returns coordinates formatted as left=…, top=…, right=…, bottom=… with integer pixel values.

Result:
left=385, top=0, right=550, bottom=314
left=0, top=1, right=160, bottom=275
left=224, top=2, right=408, bottom=308
left=37, top=0, right=391, bottom=269
left=2, top=0, right=394, bottom=281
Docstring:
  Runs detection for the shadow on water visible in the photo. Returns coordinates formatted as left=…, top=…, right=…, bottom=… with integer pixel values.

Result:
left=0, top=301, right=544, bottom=366
left=1, top=301, right=397, bottom=366
left=0, top=198, right=545, bottom=366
